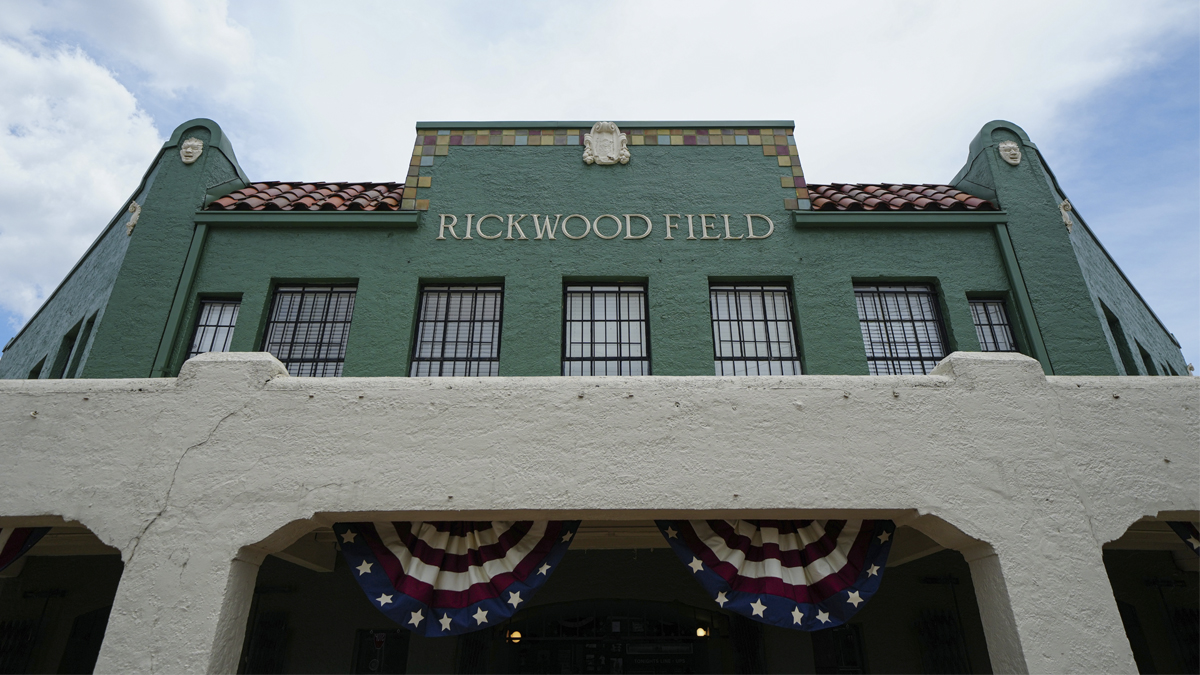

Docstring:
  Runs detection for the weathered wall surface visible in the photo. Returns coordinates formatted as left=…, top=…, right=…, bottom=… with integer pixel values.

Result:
left=952, top=120, right=1188, bottom=377
left=0, top=351, right=1195, bottom=672
left=83, top=121, right=244, bottom=379
left=0, top=165, right=153, bottom=380
left=1067, top=211, right=1188, bottom=376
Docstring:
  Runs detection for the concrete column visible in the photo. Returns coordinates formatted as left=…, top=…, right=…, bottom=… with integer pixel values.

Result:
left=963, top=546, right=1027, bottom=674
left=980, top=541, right=1136, bottom=673
left=93, top=535, right=261, bottom=674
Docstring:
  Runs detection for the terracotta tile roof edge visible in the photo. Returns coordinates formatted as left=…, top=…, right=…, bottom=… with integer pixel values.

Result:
left=806, top=183, right=997, bottom=211
left=205, top=181, right=406, bottom=212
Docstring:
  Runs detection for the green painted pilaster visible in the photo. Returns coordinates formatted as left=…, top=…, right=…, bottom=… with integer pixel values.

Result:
left=953, top=121, right=1117, bottom=375
left=84, top=119, right=246, bottom=378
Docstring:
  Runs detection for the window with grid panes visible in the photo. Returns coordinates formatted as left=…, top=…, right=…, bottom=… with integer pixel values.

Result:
left=710, top=284, right=802, bottom=375
left=187, top=300, right=240, bottom=359
left=261, top=285, right=356, bottom=377
left=855, top=284, right=948, bottom=375
left=562, top=284, right=649, bottom=376
left=969, top=299, right=1018, bottom=352
left=410, top=285, right=503, bottom=376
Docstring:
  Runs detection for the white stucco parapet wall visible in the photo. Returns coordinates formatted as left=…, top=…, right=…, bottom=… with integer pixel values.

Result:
left=0, top=351, right=1196, bottom=673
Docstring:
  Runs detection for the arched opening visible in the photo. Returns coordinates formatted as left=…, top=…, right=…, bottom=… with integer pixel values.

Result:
left=0, top=519, right=122, bottom=673
left=237, top=518, right=996, bottom=674
left=1104, top=515, right=1199, bottom=673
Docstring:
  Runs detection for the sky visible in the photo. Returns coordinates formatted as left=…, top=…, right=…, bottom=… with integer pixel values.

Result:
left=0, top=0, right=1197, bottom=369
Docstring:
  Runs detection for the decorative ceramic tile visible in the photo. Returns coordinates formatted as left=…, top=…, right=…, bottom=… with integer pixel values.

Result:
left=403, top=124, right=810, bottom=212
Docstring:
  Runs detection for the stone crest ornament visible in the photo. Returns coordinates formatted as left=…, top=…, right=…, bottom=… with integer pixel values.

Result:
left=583, top=122, right=629, bottom=165
left=1059, top=199, right=1074, bottom=232
left=125, top=201, right=141, bottom=236
left=998, top=140, right=1021, bottom=166
left=180, top=137, right=204, bottom=165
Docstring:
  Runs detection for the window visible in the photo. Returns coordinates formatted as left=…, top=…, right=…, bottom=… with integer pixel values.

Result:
left=709, top=284, right=801, bottom=375
left=563, top=284, right=649, bottom=376
left=262, top=285, right=356, bottom=377
left=65, top=314, right=97, bottom=378
left=1137, top=343, right=1158, bottom=376
left=855, top=284, right=948, bottom=375
left=969, top=299, right=1017, bottom=352
left=188, top=300, right=240, bottom=359
left=1101, top=302, right=1138, bottom=376
left=49, top=321, right=82, bottom=379
left=410, top=285, right=503, bottom=376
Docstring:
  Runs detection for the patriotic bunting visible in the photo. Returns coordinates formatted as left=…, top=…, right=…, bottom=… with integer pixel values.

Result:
left=335, top=521, right=580, bottom=637
left=1167, top=522, right=1200, bottom=556
left=657, top=519, right=893, bottom=631
left=0, top=527, right=49, bottom=572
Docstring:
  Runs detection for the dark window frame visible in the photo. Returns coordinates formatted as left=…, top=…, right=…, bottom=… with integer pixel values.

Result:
left=855, top=283, right=950, bottom=375
left=187, top=298, right=242, bottom=360
left=561, top=282, right=651, bottom=376
left=409, top=284, right=505, bottom=377
left=260, top=284, right=357, bottom=377
left=709, top=282, right=803, bottom=376
left=968, top=298, right=1019, bottom=353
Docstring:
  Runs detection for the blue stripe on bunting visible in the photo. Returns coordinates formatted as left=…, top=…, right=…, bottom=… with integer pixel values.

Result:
left=0, top=527, right=50, bottom=573
left=334, top=521, right=580, bottom=638
left=1167, top=521, right=1200, bottom=557
left=655, top=520, right=894, bottom=631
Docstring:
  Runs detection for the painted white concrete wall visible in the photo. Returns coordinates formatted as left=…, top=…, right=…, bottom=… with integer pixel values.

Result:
left=0, top=351, right=1195, bottom=674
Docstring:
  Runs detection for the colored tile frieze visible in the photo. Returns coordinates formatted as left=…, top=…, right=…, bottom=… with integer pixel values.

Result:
left=404, top=124, right=810, bottom=212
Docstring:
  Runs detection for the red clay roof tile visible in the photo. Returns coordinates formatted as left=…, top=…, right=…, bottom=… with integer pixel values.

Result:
left=807, top=184, right=996, bottom=211
left=204, top=182, right=407, bottom=211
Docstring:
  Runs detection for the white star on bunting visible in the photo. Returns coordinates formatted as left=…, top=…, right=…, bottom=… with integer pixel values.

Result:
left=561, top=530, right=574, bottom=543
left=408, top=609, right=424, bottom=628
left=817, top=610, right=830, bottom=624
left=537, top=563, right=551, bottom=575
left=847, top=591, right=863, bottom=607
left=750, top=599, right=767, bottom=617
left=715, top=592, right=728, bottom=607
left=791, top=607, right=804, bottom=625
left=507, top=591, right=523, bottom=608
left=376, top=593, right=393, bottom=606
left=356, top=560, right=374, bottom=576
left=1188, top=536, right=1200, bottom=551
left=341, top=530, right=357, bottom=544
left=877, top=530, right=891, bottom=543
left=473, top=607, right=489, bottom=625
left=688, top=557, right=704, bottom=573
left=867, top=564, right=880, bottom=577
left=439, top=614, right=453, bottom=632
left=665, top=526, right=678, bottom=539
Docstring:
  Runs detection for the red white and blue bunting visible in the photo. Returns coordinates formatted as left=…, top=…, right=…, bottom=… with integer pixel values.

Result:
left=0, top=527, right=49, bottom=572
left=1167, top=522, right=1200, bottom=556
left=335, top=521, right=580, bottom=637
left=656, top=519, right=893, bottom=631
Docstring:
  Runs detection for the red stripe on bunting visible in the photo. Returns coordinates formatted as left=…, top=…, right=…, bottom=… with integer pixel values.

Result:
left=707, top=519, right=848, bottom=566
left=358, top=521, right=565, bottom=609
left=396, top=521, right=533, bottom=572
left=686, top=520, right=875, bottom=604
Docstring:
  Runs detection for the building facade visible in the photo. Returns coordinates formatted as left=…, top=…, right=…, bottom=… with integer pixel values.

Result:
left=0, top=118, right=1195, bottom=674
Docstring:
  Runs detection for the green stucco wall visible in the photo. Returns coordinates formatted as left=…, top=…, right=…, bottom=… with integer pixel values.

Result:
left=83, top=122, right=244, bottom=378
left=5, top=118, right=1185, bottom=380
left=165, top=136, right=1016, bottom=377
left=0, top=164, right=156, bottom=380
left=953, top=121, right=1187, bottom=376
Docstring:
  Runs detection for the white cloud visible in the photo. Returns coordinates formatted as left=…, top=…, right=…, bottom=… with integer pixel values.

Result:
left=0, top=39, right=161, bottom=323
left=1, top=0, right=255, bottom=101
left=0, top=0, right=1195, bottom=364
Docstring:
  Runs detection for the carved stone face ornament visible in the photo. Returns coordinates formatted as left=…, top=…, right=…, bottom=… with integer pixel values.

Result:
left=180, top=137, right=204, bottom=165
left=583, top=122, right=630, bottom=165
left=998, top=140, right=1021, bottom=166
